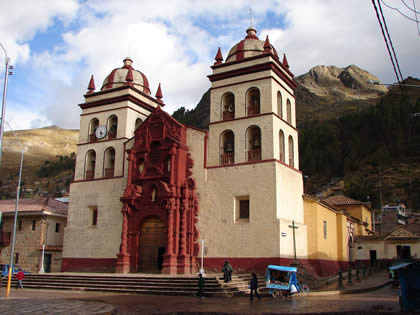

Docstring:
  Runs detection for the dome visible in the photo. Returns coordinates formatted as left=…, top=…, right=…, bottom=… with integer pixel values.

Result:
left=101, top=57, right=150, bottom=95
left=226, top=27, right=278, bottom=63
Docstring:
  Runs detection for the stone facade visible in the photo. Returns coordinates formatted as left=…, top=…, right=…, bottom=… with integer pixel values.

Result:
left=0, top=198, right=67, bottom=273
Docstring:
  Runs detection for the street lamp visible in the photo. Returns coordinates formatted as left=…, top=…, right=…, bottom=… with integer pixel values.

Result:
left=3, top=120, right=24, bottom=297
left=0, top=42, right=12, bottom=165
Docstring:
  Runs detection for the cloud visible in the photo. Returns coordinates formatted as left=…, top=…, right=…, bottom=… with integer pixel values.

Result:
left=267, top=0, right=420, bottom=82
left=2, top=101, right=52, bottom=131
left=0, top=0, right=79, bottom=64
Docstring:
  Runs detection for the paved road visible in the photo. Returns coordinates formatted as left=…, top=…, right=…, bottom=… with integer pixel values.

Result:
left=0, top=270, right=405, bottom=314
left=0, top=286, right=401, bottom=314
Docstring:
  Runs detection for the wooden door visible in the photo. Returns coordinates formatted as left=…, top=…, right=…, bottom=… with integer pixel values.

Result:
left=138, top=216, right=167, bottom=272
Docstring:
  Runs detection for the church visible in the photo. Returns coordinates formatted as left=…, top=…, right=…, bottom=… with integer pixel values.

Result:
left=62, top=25, right=372, bottom=276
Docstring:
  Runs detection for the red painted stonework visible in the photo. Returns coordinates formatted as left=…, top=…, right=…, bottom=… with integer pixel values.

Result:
left=214, top=47, right=223, bottom=65
left=87, top=75, right=95, bottom=94
left=116, top=107, right=199, bottom=274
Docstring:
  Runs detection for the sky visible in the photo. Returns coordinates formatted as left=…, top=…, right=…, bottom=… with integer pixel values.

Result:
left=0, top=0, right=419, bottom=131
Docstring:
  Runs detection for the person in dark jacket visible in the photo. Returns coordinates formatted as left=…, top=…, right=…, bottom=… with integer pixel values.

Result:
left=222, top=260, right=232, bottom=282
left=249, top=272, right=260, bottom=300
left=197, top=273, right=205, bottom=297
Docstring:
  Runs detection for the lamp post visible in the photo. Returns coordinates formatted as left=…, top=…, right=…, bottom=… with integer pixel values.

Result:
left=199, top=239, right=206, bottom=276
left=39, top=244, right=45, bottom=273
left=0, top=42, right=12, bottom=165
left=3, top=121, right=24, bottom=297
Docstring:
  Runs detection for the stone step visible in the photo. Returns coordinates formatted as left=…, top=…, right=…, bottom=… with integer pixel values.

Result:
left=1, top=273, right=252, bottom=297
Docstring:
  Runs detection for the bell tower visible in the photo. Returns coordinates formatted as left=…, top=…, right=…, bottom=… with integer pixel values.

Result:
left=62, top=57, right=165, bottom=272
left=199, top=26, right=307, bottom=269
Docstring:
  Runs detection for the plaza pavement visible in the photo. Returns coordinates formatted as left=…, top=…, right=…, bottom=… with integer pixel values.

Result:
left=0, top=270, right=404, bottom=314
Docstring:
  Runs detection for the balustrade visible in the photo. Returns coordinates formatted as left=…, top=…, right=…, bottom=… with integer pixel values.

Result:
left=248, top=149, right=261, bottom=162
left=220, top=152, right=234, bottom=165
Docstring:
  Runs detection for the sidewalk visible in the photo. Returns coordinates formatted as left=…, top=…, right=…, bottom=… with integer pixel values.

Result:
left=309, top=270, right=392, bottom=295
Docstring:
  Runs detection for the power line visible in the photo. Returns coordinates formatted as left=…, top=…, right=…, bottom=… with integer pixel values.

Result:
left=372, top=0, right=408, bottom=101
left=413, top=0, right=420, bottom=35
left=378, top=0, right=406, bottom=85
left=381, top=0, right=420, bottom=22
left=401, top=0, right=420, bottom=14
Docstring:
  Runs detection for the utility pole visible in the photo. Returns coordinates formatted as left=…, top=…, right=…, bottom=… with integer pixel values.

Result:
left=0, top=42, right=12, bottom=165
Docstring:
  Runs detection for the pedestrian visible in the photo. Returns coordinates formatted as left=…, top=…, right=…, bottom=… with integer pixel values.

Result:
left=197, top=273, right=205, bottom=297
left=249, top=273, right=261, bottom=301
left=15, top=268, right=24, bottom=289
left=222, top=260, right=232, bottom=283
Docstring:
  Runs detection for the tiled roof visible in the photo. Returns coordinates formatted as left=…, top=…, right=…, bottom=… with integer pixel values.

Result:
left=355, top=235, right=384, bottom=241
left=323, top=195, right=365, bottom=207
left=0, top=198, right=67, bottom=216
left=355, top=224, right=420, bottom=241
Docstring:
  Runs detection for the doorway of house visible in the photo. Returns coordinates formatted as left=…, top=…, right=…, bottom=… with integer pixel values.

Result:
left=44, top=254, right=52, bottom=272
left=138, top=216, right=167, bottom=273
left=369, top=250, right=377, bottom=266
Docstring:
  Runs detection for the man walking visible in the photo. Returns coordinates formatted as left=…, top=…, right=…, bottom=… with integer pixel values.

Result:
left=16, top=268, right=24, bottom=289
left=197, top=273, right=205, bottom=297
left=249, top=273, right=261, bottom=301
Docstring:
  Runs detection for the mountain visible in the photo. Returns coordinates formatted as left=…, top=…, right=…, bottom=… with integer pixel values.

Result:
left=295, top=65, right=388, bottom=123
left=299, top=76, right=420, bottom=210
left=0, top=127, right=78, bottom=199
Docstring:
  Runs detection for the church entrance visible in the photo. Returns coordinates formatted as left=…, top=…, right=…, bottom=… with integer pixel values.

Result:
left=138, top=216, right=167, bottom=273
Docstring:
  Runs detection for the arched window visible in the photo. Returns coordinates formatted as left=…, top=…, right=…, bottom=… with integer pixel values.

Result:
left=220, top=130, right=234, bottom=165
left=277, top=91, right=283, bottom=118
left=286, top=99, right=292, bottom=124
left=246, top=88, right=260, bottom=116
left=89, top=118, right=99, bottom=142
left=279, top=130, right=285, bottom=162
left=288, top=135, right=294, bottom=167
left=85, top=150, right=96, bottom=180
left=107, top=115, right=118, bottom=139
left=104, top=147, right=115, bottom=178
left=222, top=92, right=235, bottom=120
left=134, top=118, right=143, bottom=135
left=247, top=126, right=262, bottom=162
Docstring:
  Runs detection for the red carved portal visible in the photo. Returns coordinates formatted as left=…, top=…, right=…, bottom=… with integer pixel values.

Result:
left=116, top=107, right=199, bottom=274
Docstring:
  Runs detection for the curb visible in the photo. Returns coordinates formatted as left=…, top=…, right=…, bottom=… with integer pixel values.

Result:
left=307, top=280, right=392, bottom=296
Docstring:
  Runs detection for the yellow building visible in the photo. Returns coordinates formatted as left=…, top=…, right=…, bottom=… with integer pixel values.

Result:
left=303, top=195, right=372, bottom=276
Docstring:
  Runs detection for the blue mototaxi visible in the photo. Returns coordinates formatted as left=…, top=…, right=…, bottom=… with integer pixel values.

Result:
left=264, top=265, right=308, bottom=298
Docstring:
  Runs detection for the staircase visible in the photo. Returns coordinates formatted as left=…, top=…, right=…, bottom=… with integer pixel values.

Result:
left=1, top=273, right=256, bottom=297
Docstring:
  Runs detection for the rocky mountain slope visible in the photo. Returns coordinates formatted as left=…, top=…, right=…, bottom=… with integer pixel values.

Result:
left=0, top=126, right=78, bottom=199
left=295, top=65, right=388, bottom=123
